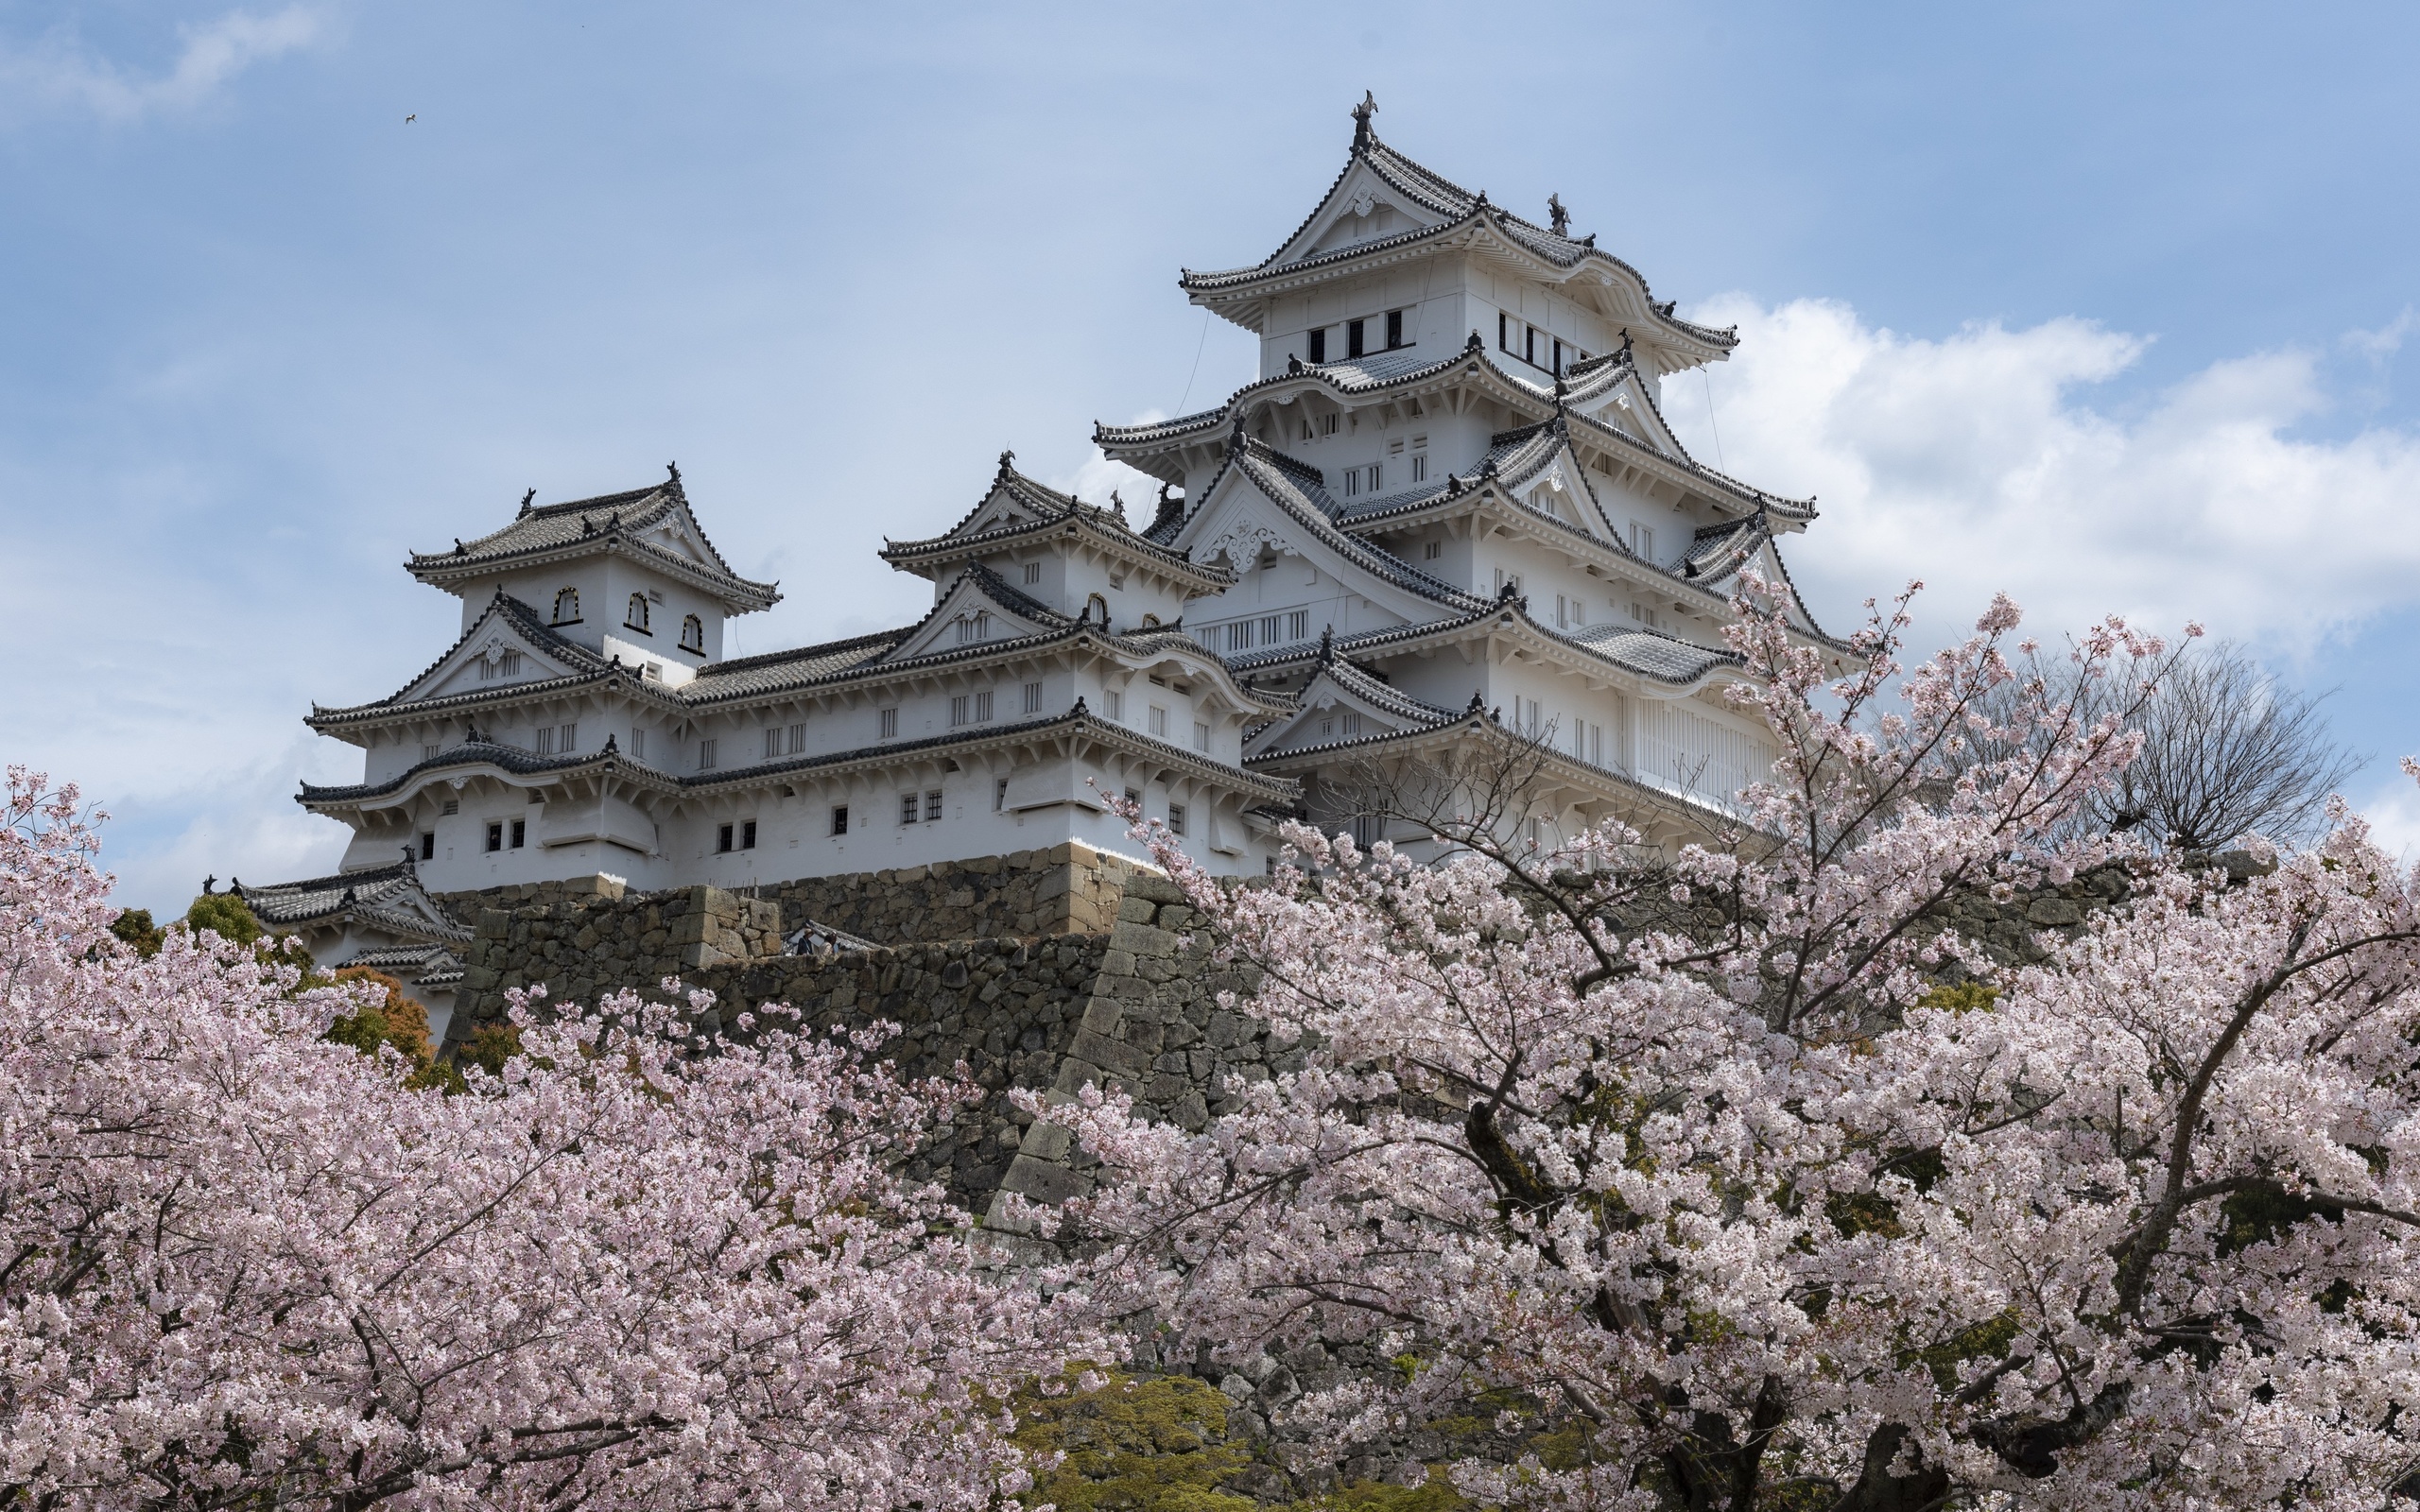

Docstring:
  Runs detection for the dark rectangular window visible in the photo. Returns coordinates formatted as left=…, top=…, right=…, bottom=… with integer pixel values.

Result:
left=717, top=823, right=734, bottom=853
left=741, top=820, right=757, bottom=850
left=1498, top=311, right=1509, bottom=351
left=1167, top=803, right=1186, bottom=835
left=1346, top=318, right=1365, bottom=358
left=902, top=793, right=920, bottom=825
left=1552, top=337, right=1564, bottom=374
left=1385, top=309, right=1403, bottom=348
left=831, top=805, right=850, bottom=836
left=485, top=821, right=502, bottom=852
left=1306, top=326, right=1326, bottom=363
left=510, top=819, right=526, bottom=849
left=1525, top=325, right=1536, bottom=365
left=419, top=832, right=435, bottom=861
left=925, top=789, right=943, bottom=822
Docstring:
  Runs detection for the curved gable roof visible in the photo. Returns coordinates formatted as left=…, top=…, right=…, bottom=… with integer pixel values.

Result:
left=1177, top=122, right=1736, bottom=362
left=406, top=472, right=780, bottom=610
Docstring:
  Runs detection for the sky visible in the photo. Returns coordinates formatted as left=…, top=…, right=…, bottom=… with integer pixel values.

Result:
left=3, top=1, right=2416, bottom=915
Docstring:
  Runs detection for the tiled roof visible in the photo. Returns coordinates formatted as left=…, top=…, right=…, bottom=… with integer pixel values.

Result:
left=1094, top=406, right=1231, bottom=447
left=308, top=592, right=626, bottom=728
left=1564, top=623, right=1742, bottom=683
left=1313, top=656, right=1461, bottom=728
left=339, top=941, right=467, bottom=988
left=1097, top=344, right=1473, bottom=453
left=1098, top=340, right=1816, bottom=525
left=680, top=628, right=911, bottom=700
left=406, top=473, right=779, bottom=608
left=1184, top=437, right=1488, bottom=611
left=298, top=738, right=671, bottom=807
left=1599, top=369, right=1819, bottom=524
left=881, top=455, right=1233, bottom=587
left=1246, top=705, right=1492, bottom=766
left=1685, top=518, right=1764, bottom=579
left=1228, top=596, right=1743, bottom=690
left=234, top=861, right=474, bottom=944
left=1177, top=128, right=1737, bottom=356
left=683, top=703, right=1300, bottom=804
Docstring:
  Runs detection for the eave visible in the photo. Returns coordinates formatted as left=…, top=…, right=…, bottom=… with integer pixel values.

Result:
left=878, top=513, right=1236, bottom=594
left=407, top=533, right=782, bottom=613
left=689, top=708, right=1301, bottom=808
left=1181, top=203, right=1734, bottom=371
left=1242, top=712, right=1747, bottom=834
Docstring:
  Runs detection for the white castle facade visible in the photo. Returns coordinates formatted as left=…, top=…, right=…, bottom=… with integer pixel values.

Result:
left=243, top=100, right=1837, bottom=1023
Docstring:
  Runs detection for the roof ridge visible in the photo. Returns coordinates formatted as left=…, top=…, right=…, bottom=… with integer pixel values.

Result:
left=694, top=626, right=912, bottom=676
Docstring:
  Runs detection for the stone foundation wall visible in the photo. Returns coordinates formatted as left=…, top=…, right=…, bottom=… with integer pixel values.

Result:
left=435, top=843, right=1145, bottom=949
left=756, top=841, right=1150, bottom=943
left=446, top=872, right=1284, bottom=1216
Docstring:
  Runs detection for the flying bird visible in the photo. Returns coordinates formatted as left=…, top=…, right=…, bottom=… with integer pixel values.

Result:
left=405, top=113, right=417, bottom=123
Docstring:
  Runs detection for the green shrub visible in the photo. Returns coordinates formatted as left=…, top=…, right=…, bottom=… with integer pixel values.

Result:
left=109, top=907, right=164, bottom=957
left=182, top=892, right=262, bottom=947
left=1012, top=1372, right=1258, bottom=1512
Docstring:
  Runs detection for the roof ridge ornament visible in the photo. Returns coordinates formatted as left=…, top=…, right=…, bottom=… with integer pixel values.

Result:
left=519, top=488, right=535, bottom=516
left=666, top=461, right=681, bottom=488
left=996, top=448, right=1016, bottom=478
left=1350, top=90, right=1376, bottom=150
left=1464, top=329, right=1483, bottom=352
left=1547, top=192, right=1569, bottom=236
left=1317, top=624, right=1335, bottom=663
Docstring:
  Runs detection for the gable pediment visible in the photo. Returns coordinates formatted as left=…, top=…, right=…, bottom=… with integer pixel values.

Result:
left=1496, top=435, right=1617, bottom=543
left=1280, top=162, right=1452, bottom=266
left=955, top=482, right=1044, bottom=540
left=1245, top=664, right=1449, bottom=758
left=400, top=608, right=583, bottom=704
left=1173, top=453, right=1471, bottom=633
left=883, top=569, right=1059, bottom=664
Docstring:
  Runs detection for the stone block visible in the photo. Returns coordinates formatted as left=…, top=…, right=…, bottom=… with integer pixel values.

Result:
left=1116, top=896, right=1158, bottom=923
left=2026, top=898, right=2083, bottom=927
left=997, top=1152, right=1087, bottom=1206
left=1018, top=1120, right=1076, bottom=1161
left=1108, top=920, right=1179, bottom=958
left=1070, top=1027, right=1150, bottom=1080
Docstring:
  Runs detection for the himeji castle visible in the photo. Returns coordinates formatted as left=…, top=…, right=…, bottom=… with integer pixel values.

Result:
left=251, top=97, right=1838, bottom=1011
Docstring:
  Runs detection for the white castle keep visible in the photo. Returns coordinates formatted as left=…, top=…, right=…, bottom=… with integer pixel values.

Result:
left=238, top=98, right=1838, bottom=1022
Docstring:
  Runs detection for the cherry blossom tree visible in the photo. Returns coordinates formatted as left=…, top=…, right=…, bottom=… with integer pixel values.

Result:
left=0, top=767, right=1106, bottom=1511
left=1038, top=590, right=2420, bottom=1510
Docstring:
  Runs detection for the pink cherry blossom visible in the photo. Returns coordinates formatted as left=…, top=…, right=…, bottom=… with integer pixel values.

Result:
left=1037, top=590, right=2420, bottom=1510
left=0, top=768, right=1107, bottom=1511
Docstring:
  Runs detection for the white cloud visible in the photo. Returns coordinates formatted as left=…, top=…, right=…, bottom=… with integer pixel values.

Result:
left=2358, top=778, right=2420, bottom=868
left=1048, top=413, right=1173, bottom=523
left=1659, top=296, right=2420, bottom=654
left=77, top=734, right=356, bottom=920
left=0, top=7, right=324, bottom=124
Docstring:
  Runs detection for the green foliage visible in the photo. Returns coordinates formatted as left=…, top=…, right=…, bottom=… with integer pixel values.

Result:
left=1011, top=1371, right=1257, bottom=1512
left=2219, top=1184, right=2343, bottom=1257
left=182, top=892, right=262, bottom=947
left=458, top=1021, right=523, bottom=1078
left=1905, top=1307, right=2022, bottom=1391
left=323, top=968, right=462, bottom=1092
left=1917, top=980, right=2000, bottom=1015
left=1288, top=1474, right=1468, bottom=1511
left=109, top=907, right=164, bottom=957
